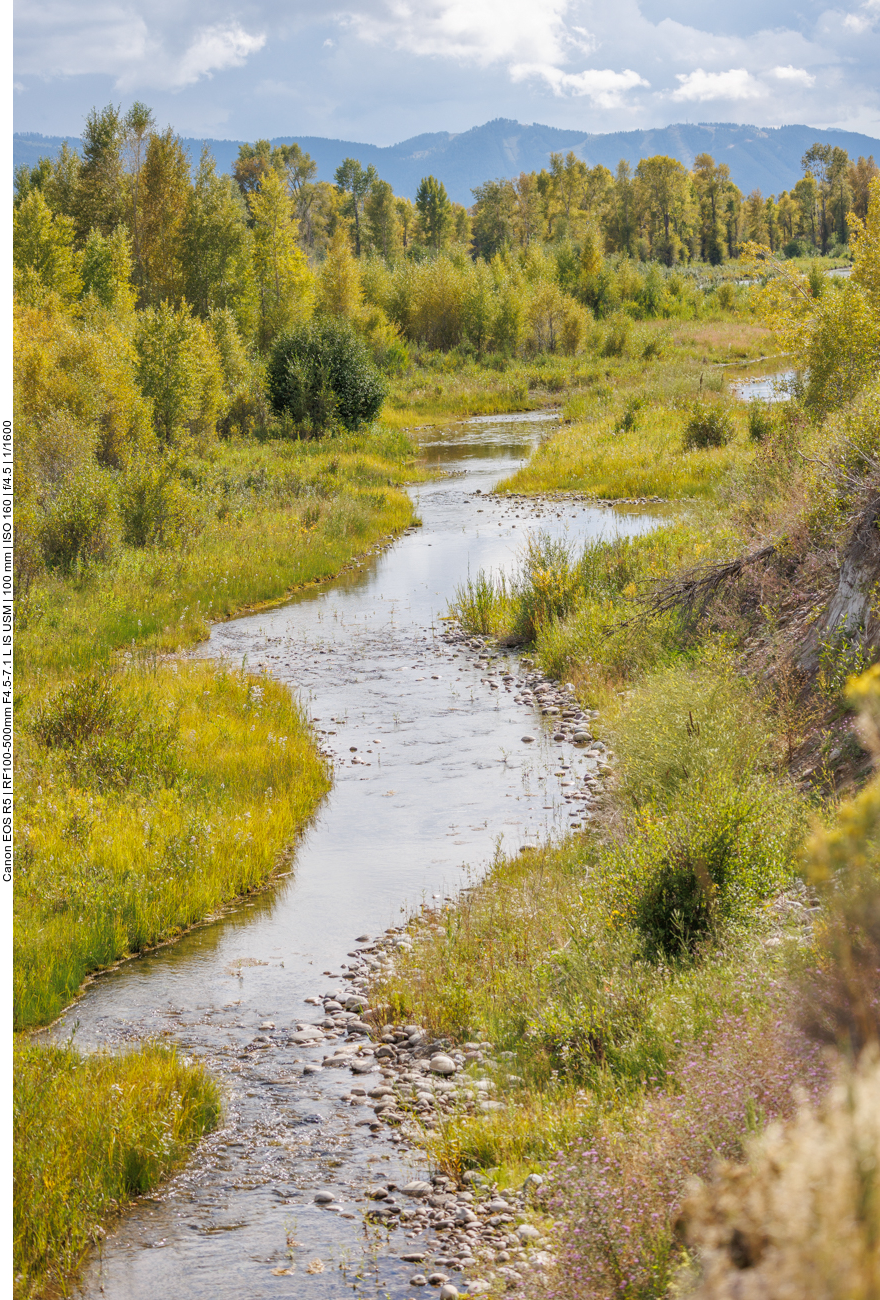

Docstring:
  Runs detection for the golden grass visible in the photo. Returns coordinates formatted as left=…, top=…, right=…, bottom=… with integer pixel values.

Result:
left=497, top=406, right=753, bottom=500
left=14, top=1039, right=221, bottom=1299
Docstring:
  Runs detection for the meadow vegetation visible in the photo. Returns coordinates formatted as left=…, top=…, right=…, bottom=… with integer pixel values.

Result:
left=13, top=105, right=880, bottom=1296
left=370, top=180, right=880, bottom=1298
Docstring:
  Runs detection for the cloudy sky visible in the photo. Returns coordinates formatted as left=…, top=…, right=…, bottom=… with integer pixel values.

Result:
left=13, top=0, right=880, bottom=143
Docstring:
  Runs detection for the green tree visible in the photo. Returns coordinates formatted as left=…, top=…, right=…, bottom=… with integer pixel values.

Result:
left=73, top=104, right=125, bottom=240
left=135, top=301, right=224, bottom=442
left=80, top=227, right=136, bottom=311
left=120, top=101, right=155, bottom=290
left=802, top=143, right=851, bottom=251
left=181, top=149, right=253, bottom=323
left=267, top=318, right=387, bottom=431
left=334, top=158, right=378, bottom=256
left=605, top=161, right=638, bottom=256
left=471, top=179, right=516, bottom=258
left=692, top=154, right=734, bottom=264
left=415, top=175, right=453, bottom=251
left=849, top=156, right=880, bottom=220
left=634, top=156, right=694, bottom=265
left=364, top=179, right=402, bottom=258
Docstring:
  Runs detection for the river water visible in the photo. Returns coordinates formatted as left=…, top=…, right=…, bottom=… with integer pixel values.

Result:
left=53, top=413, right=658, bottom=1300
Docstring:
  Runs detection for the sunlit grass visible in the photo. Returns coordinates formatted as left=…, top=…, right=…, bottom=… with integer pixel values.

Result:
left=14, top=1039, right=221, bottom=1299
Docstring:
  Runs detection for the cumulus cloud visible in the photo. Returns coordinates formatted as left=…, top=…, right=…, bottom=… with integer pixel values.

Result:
left=344, top=0, right=574, bottom=67
left=773, top=64, right=815, bottom=84
left=672, top=67, right=762, bottom=101
left=510, top=62, right=648, bottom=105
left=170, top=24, right=266, bottom=88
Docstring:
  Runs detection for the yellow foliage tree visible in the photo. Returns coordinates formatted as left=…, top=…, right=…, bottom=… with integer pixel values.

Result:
left=250, top=169, right=315, bottom=349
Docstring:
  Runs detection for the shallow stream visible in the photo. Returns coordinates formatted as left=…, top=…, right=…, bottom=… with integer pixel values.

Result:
left=52, top=413, right=659, bottom=1300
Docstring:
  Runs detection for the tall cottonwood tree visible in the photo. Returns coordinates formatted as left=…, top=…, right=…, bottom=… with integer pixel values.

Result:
left=73, top=104, right=125, bottom=240
left=415, top=175, right=452, bottom=250
left=181, top=150, right=253, bottom=323
left=250, top=169, right=314, bottom=348
left=334, top=158, right=378, bottom=256
left=139, top=128, right=191, bottom=305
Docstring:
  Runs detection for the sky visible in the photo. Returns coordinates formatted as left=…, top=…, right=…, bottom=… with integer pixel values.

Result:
left=12, top=0, right=880, bottom=144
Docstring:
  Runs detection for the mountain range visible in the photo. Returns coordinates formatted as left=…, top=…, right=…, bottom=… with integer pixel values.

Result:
left=14, top=118, right=880, bottom=205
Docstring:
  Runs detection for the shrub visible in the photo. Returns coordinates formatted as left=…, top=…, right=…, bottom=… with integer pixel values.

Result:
left=267, top=318, right=387, bottom=432
left=31, top=672, right=180, bottom=791
left=602, top=312, right=631, bottom=357
left=616, top=397, right=644, bottom=434
left=682, top=1051, right=880, bottom=1299
left=746, top=398, right=774, bottom=442
left=682, top=403, right=734, bottom=450
left=607, top=775, right=798, bottom=960
left=545, top=1001, right=830, bottom=1300
left=38, top=469, right=119, bottom=571
left=715, top=282, right=736, bottom=311
left=119, top=460, right=203, bottom=548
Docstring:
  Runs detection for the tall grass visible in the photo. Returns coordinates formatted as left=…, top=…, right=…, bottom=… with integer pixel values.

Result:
left=14, top=1040, right=221, bottom=1299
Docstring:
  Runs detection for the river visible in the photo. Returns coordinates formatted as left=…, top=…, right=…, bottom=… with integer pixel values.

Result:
left=51, top=413, right=659, bottom=1300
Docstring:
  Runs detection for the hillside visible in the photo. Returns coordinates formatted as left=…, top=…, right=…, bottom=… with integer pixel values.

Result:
left=14, top=118, right=880, bottom=204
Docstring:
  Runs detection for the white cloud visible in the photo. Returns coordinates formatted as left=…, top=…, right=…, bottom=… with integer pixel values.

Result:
left=345, top=0, right=573, bottom=67
left=773, top=64, right=815, bottom=84
left=842, top=0, right=880, bottom=32
left=170, top=23, right=266, bottom=88
left=672, top=67, right=762, bottom=101
left=511, top=62, right=648, bottom=106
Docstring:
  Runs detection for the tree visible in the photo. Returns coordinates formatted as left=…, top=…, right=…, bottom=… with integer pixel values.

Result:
left=802, top=143, right=851, bottom=251
left=73, top=104, right=125, bottom=240
left=471, top=179, right=516, bottom=258
left=317, top=229, right=364, bottom=318
left=743, top=189, right=769, bottom=246
left=395, top=197, right=416, bottom=249
left=793, top=175, right=820, bottom=247
left=849, top=156, right=880, bottom=220
left=139, top=128, right=191, bottom=306
left=334, top=158, right=378, bottom=256
left=364, top=180, right=402, bottom=258
left=513, top=172, right=542, bottom=247
left=80, top=227, right=136, bottom=311
left=135, top=301, right=224, bottom=442
left=250, top=169, right=315, bottom=349
left=605, top=161, right=637, bottom=256
left=13, top=190, right=81, bottom=300
left=415, top=175, right=453, bottom=251
left=692, top=154, right=735, bottom=264
left=180, top=149, right=253, bottom=323
left=634, top=156, right=694, bottom=265
left=549, top=151, right=587, bottom=236
left=233, top=140, right=275, bottom=200
left=118, top=102, right=155, bottom=290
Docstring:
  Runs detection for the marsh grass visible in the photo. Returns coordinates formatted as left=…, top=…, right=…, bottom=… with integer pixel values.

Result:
left=14, top=1039, right=221, bottom=1299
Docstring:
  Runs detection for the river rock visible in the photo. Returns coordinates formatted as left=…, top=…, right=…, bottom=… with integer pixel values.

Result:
left=523, top=1173, right=544, bottom=1197
left=314, top=1192, right=336, bottom=1204
left=517, top=1224, right=541, bottom=1242
left=429, top=1054, right=456, bottom=1075
left=409, top=1275, right=427, bottom=1287
left=401, top=1180, right=433, bottom=1197
left=521, top=735, right=535, bottom=743
left=572, top=730, right=591, bottom=743
left=350, top=1058, right=376, bottom=1074
left=428, top=1273, right=449, bottom=1286
left=347, top=1020, right=371, bottom=1034
left=439, top=1287, right=459, bottom=1299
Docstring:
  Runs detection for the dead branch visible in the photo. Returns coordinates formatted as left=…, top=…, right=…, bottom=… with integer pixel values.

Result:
left=608, top=545, right=777, bottom=634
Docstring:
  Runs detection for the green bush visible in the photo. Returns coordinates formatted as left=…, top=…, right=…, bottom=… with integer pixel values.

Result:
left=682, top=403, right=734, bottom=450
left=267, top=318, right=388, bottom=432
left=608, top=774, right=798, bottom=961
left=119, top=460, right=203, bottom=548
left=38, top=469, right=118, bottom=571
left=716, top=283, right=736, bottom=311
left=32, top=672, right=180, bottom=791
left=746, top=398, right=775, bottom=443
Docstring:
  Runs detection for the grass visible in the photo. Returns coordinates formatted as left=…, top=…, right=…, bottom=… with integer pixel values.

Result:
left=16, top=661, right=329, bottom=1030
left=14, top=1039, right=221, bottom=1299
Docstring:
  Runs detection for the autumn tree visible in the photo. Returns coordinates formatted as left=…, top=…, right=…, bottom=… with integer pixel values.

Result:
left=139, top=128, right=191, bottom=305
left=634, top=156, right=694, bottom=265
left=849, top=156, right=880, bottom=220
left=13, top=189, right=81, bottom=300
left=120, top=101, right=155, bottom=289
left=802, top=143, right=851, bottom=250
left=692, top=154, right=735, bottom=264
left=250, top=169, right=315, bottom=349
left=471, top=179, right=516, bottom=258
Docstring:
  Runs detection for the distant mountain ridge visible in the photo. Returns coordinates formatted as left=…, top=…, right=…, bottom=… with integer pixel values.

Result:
left=14, top=119, right=880, bottom=205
